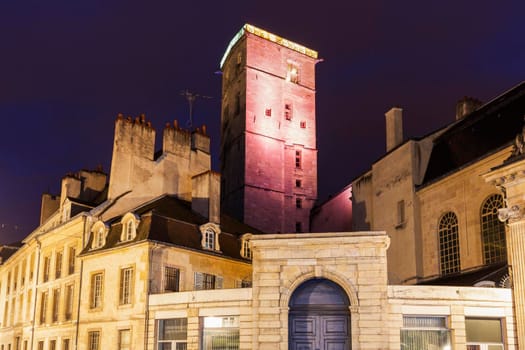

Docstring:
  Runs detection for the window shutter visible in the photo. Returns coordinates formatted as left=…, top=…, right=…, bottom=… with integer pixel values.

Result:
left=215, top=276, right=223, bottom=289
left=194, top=272, right=203, bottom=291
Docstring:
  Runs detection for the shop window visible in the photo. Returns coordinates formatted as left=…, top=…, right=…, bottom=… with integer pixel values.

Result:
left=201, top=316, right=239, bottom=350
left=466, top=318, right=504, bottom=350
left=400, top=315, right=451, bottom=350
left=157, top=318, right=187, bottom=350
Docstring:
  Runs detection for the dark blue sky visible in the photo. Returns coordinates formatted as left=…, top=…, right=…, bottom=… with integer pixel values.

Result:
left=1, top=1, right=524, bottom=244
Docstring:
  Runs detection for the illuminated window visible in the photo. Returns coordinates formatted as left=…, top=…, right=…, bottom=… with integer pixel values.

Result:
left=55, top=251, right=62, bottom=279
left=157, top=318, right=187, bottom=350
left=295, top=150, right=302, bottom=169
left=88, top=331, right=100, bottom=350
left=201, top=316, right=239, bottom=350
left=90, top=273, right=103, bottom=309
left=118, top=329, right=131, bottom=350
left=52, top=288, right=59, bottom=323
left=285, top=104, right=292, bottom=120
left=300, top=121, right=306, bottom=128
left=481, top=194, right=506, bottom=264
left=286, top=63, right=299, bottom=83
left=164, top=266, right=180, bottom=292
left=401, top=315, right=451, bottom=350
left=466, top=318, right=503, bottom=349
left=296, top=198, right=302, bottom=209
left=39, top=291, right=48, bottom=324
left=119, top=267, right=134, bottom=305
left=65, top=284, right=74, bottom=321
left=438, top=212, right=460, bottom=275
left=43, top=257, right=50, bottom=282
left=265, top=108, right=272, bottom=117
left=194, top=272, right=222, bottom=290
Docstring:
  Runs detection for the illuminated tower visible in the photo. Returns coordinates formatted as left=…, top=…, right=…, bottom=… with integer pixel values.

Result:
left=220, top=24, right=319, bottom=233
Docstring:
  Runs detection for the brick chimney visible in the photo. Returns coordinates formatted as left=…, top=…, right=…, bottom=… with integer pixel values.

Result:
left=385, top=107, right=403, bottom=152
left=456, top=97, right=482, bottom=120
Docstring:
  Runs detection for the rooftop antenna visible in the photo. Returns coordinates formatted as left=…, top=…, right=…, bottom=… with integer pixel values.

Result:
left=180, top=89, right=212, bottom=128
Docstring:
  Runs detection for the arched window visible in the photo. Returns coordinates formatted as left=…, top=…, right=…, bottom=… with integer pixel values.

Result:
left=120, top=213, right=139, bottom=242
left=91, top=221, right=108, bottom=250
left=438, top=212, right=460, bottom=275
left=480, top=194, right=506, bottom=264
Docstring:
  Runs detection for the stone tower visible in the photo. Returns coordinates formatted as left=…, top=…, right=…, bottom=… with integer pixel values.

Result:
left=220, top=24, right=319, bottom=233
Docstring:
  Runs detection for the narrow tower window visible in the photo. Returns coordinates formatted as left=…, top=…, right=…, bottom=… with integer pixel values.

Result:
left=265, top=108, right=272, bottom=117
left=287, top=63, right=299, bottom=83
left=284, top=104, right=292, bottom=120
left=295, top=150, right=302, bottom=169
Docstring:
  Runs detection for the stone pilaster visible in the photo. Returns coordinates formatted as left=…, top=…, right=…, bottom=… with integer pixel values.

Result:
left=483, top=157, right=525, bottom=347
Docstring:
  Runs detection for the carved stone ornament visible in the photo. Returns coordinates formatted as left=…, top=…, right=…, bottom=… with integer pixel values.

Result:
left=498, top=205, right=523, bottom=223
left=511, top=116, right=525, bottom=157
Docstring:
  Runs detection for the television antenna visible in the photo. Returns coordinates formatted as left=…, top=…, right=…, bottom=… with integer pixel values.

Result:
left=180, top=89, right=212, bottom=128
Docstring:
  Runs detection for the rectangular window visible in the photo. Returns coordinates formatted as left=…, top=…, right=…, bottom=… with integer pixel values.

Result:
left=296, top=179, right=302, bottom=188
left=21, top=260, right=26, bottom=287
left=119, top=267, right=133, bottom=305
left=43, top=256, right=50, bottom=282
left=52, top=288, right=60, bottom=323
left=23, top=341, right=27, bottom=350
left=39, top=292, right=48, bottom=324
left=286, top=63, right=299, bottom=83
left=236, top=279, right=252, bottom=288
left=7, top=272, right=11, bottom=293
left=62, top=339, right=69, bottom=350
left=242, top=240, right=251, bottom=260
left=201, top=316, right=239, bottom=350
left=55, top=251, right=62, bottom=279
left=88, top=331, right=100, bottom=350
left=265, top=108, right=272, bottom=117
left=300, top=121, right=306, bottom=128
left=13, top=266, right=18, bottom=291
left=164, top=267, right=180, bottom=293
left=90, top=273, right=103, bottom=309
left=194, top=272, right=222, bottom=291
left=157, top=318, right=187, bottom=350
left=466, top=318, right=504, bottom=349
left=49, top=340, right=56, bottom=350
left=65, top=284, right=74, bottom=320
left=26, top=290, right=32, bottom=321
left=37, top=342, right=43, bottom=350
left=400, top=315, right=451, bottom=350
left=204, top=229, right=215, bottom=250
left=296, top=198, right=302, bottom=209
left=68, top=247, right=76, bottom=275
left=284, top=104, right=292, bottom=120
left=295, top=150, right=302, bottom=169
left=29, top=253, right=35, bottom=281
left=14, top=337, right=19, bottom=350
left=118, top=329, right=131, bottom=350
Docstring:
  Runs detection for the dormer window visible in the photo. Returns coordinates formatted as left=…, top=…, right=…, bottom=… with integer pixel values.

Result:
left=120, top=213, right=139, bottom=242
left=91, top=221, right=108, bottom=250
left=240, top=234, right=252, bottom=259
left=200, top=223, right=221, bottom=252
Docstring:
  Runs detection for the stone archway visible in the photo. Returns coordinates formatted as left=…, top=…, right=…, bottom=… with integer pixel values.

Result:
left=288, top=278, right=351, bottom=350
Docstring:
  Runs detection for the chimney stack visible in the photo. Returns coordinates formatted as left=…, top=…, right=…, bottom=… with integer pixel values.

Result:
left=192, top=171, right=221, bottom=224
left=385, top=107, right=404, bottom=152
left=456, top=97, right=482, bottom=120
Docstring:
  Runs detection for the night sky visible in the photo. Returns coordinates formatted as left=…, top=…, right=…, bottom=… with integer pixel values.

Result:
left=1, top=1, right=523, bottom=244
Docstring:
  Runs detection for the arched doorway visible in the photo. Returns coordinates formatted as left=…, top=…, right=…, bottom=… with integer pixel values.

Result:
left=288, top=278, right=351, bottom=350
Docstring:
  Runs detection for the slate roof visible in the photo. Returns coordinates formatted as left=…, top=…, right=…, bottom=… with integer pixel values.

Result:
left=422, top=81, right=525, bottom=185
left=81, top=195, right=263, bottom=261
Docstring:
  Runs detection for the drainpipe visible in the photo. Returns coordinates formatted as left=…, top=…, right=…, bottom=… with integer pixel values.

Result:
left=144, top=243, right=159, bottom=350
left=74, top=217, right=88, bottom=350
left=30, top=235, right=42, bottom=350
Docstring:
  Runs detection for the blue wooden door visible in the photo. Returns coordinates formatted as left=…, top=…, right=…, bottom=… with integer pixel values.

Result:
left=289, top=279, right=350, bottom=350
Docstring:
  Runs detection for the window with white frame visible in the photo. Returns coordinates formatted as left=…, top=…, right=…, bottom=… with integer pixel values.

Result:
left=400, top=315, right=451, bottom=350
left=119, top=267, right=134, bottom=305
left=205, top=228, right=215, bottom=250
left=120, top=213, right=139, bottom=242
left=157, top=318, right=187, bottom=350
left=200, top=224, right=221, bottom=252
left=241, top=239, right=251, bottom=260
left=194, top=272, right=222, bottom=291
left=90, top=273, right=103, bottom=309
left=201, top=316, right=239, bottom=350
left=466, top=318, right=504, bottom=350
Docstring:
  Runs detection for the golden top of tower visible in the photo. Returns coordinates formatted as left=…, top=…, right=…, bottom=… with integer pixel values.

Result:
left=220, top=24, right=318, bottom=69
